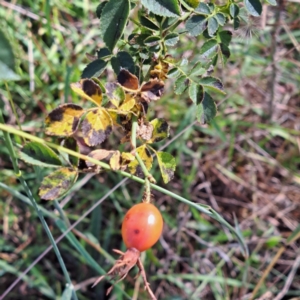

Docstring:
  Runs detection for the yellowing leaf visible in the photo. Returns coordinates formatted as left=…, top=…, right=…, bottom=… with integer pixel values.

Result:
left=71, top=79, right=103, bottom=106
left=45, top=104, right=84, bottom=137
left=119, top=94, right=136, bottom=112
left=86, top=149, right=114, bottom=167
left=128, top=145, right=153, bottom=176
left=39, top=167, right=78, bottom=200
left=106, top=110, right=118, bottom=126
left=120, top=151, right=135, bottom=170
left=109, top=150, right=121, bottom=170
left=156, top=151, right=176, bottom=184
left=81, top=108, right=113, bottom=146
left=121, top=152, right=135, bottom=162
left=148, top=118, right=170, bottom=143
left=106, top=83, right=126, bottom=108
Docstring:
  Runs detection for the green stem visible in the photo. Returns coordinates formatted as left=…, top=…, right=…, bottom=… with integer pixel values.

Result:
left=131, top=116, right=156, bottom=183
left=0, top=123, right=248, bottom=255
left=131, top=116, right=138, bottom=149
left=0, top=114, right=78, bottom=300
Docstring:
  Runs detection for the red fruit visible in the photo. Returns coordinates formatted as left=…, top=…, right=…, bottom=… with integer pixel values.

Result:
left=122, top=202, right=163, bottom=252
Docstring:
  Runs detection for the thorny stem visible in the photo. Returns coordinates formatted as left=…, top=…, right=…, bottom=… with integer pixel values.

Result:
left=0, top=112, right=78, bottom=300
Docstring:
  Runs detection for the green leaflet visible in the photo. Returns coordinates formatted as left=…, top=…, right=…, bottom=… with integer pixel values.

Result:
left=141, top=0, right=181, bottom=17
left=244, top=0, right=262, bottom=16
left=19, top=141, right=62, bottom=168
left=201, top=92, right=217, bottom=123
left=185, top=15, right=207, bottom=37
left=99, top=0, right=130, bottom=51
left=156, top=151, right=176, bottom=184
left=81, top=59, right=107, bottom=78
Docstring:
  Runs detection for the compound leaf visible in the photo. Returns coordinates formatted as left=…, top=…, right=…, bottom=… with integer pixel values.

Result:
left=81, top=108, right=113, bottom=146
left=39, top=167, right=78, bottom=200
left=156, top=151, right=176, bottom=184
left=19, top=142, right=62, bottom=168
left=141, top=0, right=181, bottom=17
left=99, top=0, right=130, bottom=51
left=45, top=104, right=84, bottom=137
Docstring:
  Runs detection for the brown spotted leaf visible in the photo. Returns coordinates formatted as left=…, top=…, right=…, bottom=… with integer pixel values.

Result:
left=45, top=104, right=84, bottom=137
left=86, top=149, right=114, bottom=167
left=39, top=167, right=78, bottom=200
left=140, top=79, right=164, bottom=102
left=106, top=83, right=126, bottom=108
left=81, top=108, right=113, bottom=146
left=128, top=145, right=153, bottom=176
left=156, top=151, right=176, bottom=184
left=71, top=78, right=103, bottom=106
left=147, top=118, right=169, bottom=143
left=117, top=69, right=139, bottom=91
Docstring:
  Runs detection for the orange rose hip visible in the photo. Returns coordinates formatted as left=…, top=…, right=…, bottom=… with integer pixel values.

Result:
left=122, top=202, right=163, bottom=252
